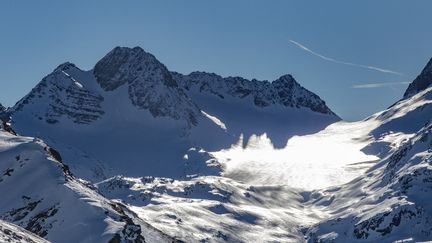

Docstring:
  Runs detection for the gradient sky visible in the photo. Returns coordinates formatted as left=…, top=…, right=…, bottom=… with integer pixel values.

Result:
left=1, top=1, right=431, bottom=120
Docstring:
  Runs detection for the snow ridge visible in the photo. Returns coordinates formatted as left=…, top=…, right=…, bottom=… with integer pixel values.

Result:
left=404, top=57, right=432, bottom=98
left=11, top=46, right=338, bottom=129
left=172, top=71, right=336, bottom=116
left=0, top=103, right=8, bottom=122
left=0, top=219, right=49, bottom=243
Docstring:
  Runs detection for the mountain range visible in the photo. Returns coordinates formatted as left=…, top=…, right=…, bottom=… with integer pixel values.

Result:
left=1, top=47, right=432, bottom=242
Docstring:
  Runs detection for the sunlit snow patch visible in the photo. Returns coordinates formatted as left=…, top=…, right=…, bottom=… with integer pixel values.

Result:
left=201, top=110, right=227, bottom=130
left=62, top=70, right=84, bottom=89
left=213, top=120, right=381, bottom=190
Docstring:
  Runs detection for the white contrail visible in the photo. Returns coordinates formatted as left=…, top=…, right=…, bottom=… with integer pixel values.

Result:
left=289, top=40, right=404, bottom=76
left=352, top=81, right=410, bottom=89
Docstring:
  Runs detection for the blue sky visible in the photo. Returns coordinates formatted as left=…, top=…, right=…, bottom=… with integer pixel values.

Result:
left=1, top=1, right=431, bottom=120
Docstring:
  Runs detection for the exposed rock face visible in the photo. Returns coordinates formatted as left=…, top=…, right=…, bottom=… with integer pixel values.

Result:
left=13, top=63, right=105, bottom=124
left=172, top=71, right=336, bottom=116
left=94, top=47, right=200, bottom=126
left=0, top=219, right=49, bottom=243
left=94, top=47, right=177, bottom=91
left=0, top=104, right=8, bottom=122
left=404, top=58, right=432, bottom=98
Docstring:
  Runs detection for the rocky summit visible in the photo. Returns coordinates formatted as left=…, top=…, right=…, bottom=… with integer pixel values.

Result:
left=94, top=47, right=200, bottom=125
left=404, top=57, right=432, bottom=98
left=172, top=71, right=336, bottom=116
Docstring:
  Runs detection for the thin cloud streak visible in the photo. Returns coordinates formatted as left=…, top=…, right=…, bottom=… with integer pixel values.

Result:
left=289, top=40, right=404, bottom=76
left=352, top=81, right=410, bottom=89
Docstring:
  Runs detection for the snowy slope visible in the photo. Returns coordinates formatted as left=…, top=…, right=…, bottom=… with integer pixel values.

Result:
left=303, top=59, right=432, bottom=242
left=305, top=121, right=432, bottom=242
left=0, top=219, right=49, bottom=243
left=97, top=175, right=310, bottom=242
left=0, top=123, right=173, bottom=243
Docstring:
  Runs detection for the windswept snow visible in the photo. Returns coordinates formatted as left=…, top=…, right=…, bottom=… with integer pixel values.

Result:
left=201, top=111, right=227, bottom=131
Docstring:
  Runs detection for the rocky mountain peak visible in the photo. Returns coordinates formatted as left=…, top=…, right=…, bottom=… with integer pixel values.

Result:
left=404, top=57, right=432, bottom=98
left=271, top=74, right=335, bottom=115
left=54, top=62, right=79, bottom=73
left=188, top=71, right=222, bottom=80
left=271, top=74, right=299, bottom=93
left=12, top=61, right=105, bottom=124
left=420, top=57, right=432, bottom=75
left=173, top=71, right=337, bottom=116
left=11, top=47, right=201, bottom=127
left=94, top=46, right=177, bottom=91
left=0, top=103, right=8, bottom=123
left=273, top=74, right=296, bottom=84
left=94, top=46, right=199, bottom=126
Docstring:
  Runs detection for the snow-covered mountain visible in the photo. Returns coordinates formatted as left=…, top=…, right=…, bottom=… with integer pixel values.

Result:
left=11, top=47, right=201, bottom=128
left=92, top=56, right=432, bottom=242
left=3, top=46, right=432, bottom=242
left=9, top=46, right=338, bottom=180
left=10, top=48, right=223, bottom=180
left=172, top=71, right=337, bottom=147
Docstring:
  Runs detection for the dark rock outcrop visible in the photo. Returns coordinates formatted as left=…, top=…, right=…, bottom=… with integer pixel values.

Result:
left=94, top=46, right=200, bottom=126
left=404, top=58, right=432, bottom=98
left=0, top=103, right=8, bottom=122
